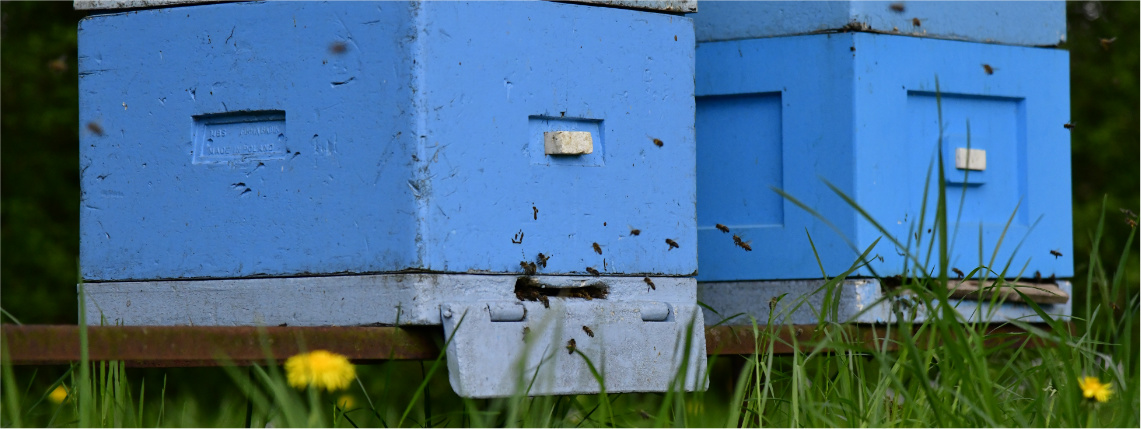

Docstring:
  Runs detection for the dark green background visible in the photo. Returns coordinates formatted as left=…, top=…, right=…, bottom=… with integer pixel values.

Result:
left=1, top=1, right=1137, bottom=324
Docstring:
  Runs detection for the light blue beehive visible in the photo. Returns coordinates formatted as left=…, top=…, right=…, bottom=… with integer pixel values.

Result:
left=691, top=1, right=1073, bottom=325
left=77, top=0, right=705, bottom=397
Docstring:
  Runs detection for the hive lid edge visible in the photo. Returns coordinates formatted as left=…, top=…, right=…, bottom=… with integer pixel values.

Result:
left=76, top=0, right=697, bottom=13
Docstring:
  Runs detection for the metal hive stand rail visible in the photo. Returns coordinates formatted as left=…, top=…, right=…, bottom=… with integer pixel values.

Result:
left=2, top=323, right=1059, bottom=367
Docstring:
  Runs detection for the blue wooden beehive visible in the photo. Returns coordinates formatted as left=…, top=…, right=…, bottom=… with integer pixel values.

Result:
left=78, top=0, right=705, bottom=397
left=692, top=1, right=1073, bottom=324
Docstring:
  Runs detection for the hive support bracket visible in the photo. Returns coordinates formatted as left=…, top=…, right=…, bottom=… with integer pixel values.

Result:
left=440, top=299, right=707, bottom=398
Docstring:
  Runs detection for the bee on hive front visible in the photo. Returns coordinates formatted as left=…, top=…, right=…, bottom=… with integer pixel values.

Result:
left=87, top=122, right=105, bottom=136
left=566, top=338, right=577, bottom=354
left=592, top=242, right=603, bottom=255
left=585, top=267, right=600, bottom=276
left=582, top=326, right=594, bottom=337
left=643, top=277, right=656, bottom=291
left=665, top=238, right=679, bottom=250
left=733, top=235, right=752, bottom=251
left=715, top=224, right=730, bottom=233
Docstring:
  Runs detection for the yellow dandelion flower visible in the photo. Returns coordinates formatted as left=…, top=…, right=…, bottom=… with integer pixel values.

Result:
left=1078, top=376, right=1113, bottom=403
left=336, top=394, right=355, bottom=410
left=48, top=385, right=69, bottom=404
left=284, top=350, right=356, bottom=392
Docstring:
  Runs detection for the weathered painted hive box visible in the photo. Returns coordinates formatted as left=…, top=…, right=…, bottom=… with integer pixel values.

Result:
left=78, top=0, right=704, bottom=397
left=691, top=1, right=1073, bottom=324
left=80, top=1, right=696, bottom=283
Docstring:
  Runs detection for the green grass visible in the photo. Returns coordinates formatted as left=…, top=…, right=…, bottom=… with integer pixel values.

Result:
left=2, top=227, right=1136, bottom=427
left=2, top=86, right=1138, bottom=427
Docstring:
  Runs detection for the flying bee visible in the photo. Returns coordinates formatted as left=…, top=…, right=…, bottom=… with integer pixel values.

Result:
left=329, top=41, right=348, bottom=54
left=715, top=224, right=730, bottom=233
left=86, top=121, right=105, bottom=136
left=629, top=227, right=641, bottom=236
left=982, top=64, right=995, bottom=75
left=665, top=238, right=679, bottom=250
left=1049, top=249, right=1063, bottom=258
left=585, top=266, right=600, bottom=276
left=769, top=296, right=779, bottom=310
left=1121, top=208, right=1137, bottom=218
left=911, top=17, right=921, bottom=27
left=593, top=242, right=603, bottom=255
left=1064, top=122, right=1075, bottom=129
left=644, top=277, right=656, bottom=291
left=652, top=138, right=664, bottom=147
left=889, top=3, right=905, bottom=12
left=536, top=253, right=550, bottom=268
left=520, top=261, right=538, bottom=275
left=1033, top=270, right=1042, bottom=283
left=1099, top=37, right=1117, bottom=51
left=522, top=326, right=531, bottom=341
left=566, top=338, right=577, bottom=354
left=733, top=235, right=753, bottom=251
left=47, top=54, right=68, bottom=73
left=1128, top=218, right=1138, bottom=228
left=951, top=268, right=964, bottom=279
left=582, top=326, right=594, bottom=337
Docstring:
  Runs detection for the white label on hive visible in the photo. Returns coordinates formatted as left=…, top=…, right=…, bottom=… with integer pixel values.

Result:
left=954, top=148, right=986, bottom=171
left=544, top=131, right=593, bottom=155
left=193, top=111, right=287, bottom=164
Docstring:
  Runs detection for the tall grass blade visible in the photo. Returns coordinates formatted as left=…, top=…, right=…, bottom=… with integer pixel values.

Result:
left=398, top=310, right=466, bottom=427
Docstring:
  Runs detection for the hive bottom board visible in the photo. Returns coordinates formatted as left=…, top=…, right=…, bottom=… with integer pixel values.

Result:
left=81, top=273, right=706, bottom=397
left=698, top=279, right=1072, bottom=326
left=81, top=274, right=696, bottom=326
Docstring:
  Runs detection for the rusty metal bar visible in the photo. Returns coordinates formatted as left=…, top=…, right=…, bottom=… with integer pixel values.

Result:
left=2, top=323, right=1058, bottom=367
left=1, top=325, right=442, bottom=367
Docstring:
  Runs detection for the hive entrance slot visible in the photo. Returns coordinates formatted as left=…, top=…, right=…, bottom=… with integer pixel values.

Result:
left=514, top=277, right=609, bottom=305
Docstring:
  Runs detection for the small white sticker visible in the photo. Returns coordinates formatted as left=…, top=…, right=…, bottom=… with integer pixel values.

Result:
left=544, top=131, right=593, bottom=155
left=954, top=148, right=986, bottom=171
